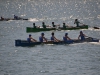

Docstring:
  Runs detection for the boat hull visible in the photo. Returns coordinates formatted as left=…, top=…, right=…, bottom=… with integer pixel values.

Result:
left=26, top=27, right=56, bottom=32
left=15, top=37, right=99, bottom=47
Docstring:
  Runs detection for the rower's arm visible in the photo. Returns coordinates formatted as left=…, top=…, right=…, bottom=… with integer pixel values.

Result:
left=54, top=37, right=59, bottom=41
left=67, top=36, right=71, bottom=40
left=84, top=34, right=87, bottom=37
left=43, top=37, right=48, bottom=42
left=54, top=37, right=56, bottom=40
left=32, top=39, right=37, bottom=42
left=74, top=21, right=76, bottom=24
left=78, top=35, right=80, bottom=39
left=31, top=37, right=37, bottom=42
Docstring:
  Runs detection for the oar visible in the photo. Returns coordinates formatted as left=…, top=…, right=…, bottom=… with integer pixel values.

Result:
left=79, top=22, right=86, bottom=25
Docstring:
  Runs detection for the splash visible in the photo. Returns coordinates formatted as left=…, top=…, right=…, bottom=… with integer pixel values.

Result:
left=89, top=42, right=100, bottom=45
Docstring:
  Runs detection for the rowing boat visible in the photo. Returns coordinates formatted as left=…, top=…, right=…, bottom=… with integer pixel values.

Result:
left=15, top=37, right=99, bottom=47
left=0, top=18, right=28, bottom=21
left=26, top=25, right=88, bottom=32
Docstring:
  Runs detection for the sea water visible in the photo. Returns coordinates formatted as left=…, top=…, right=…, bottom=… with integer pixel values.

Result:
left=0, top=0, right=100, bottom=75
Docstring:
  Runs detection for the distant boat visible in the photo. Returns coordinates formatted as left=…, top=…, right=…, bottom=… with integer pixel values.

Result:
left=0, top=17, right=28, bottom=21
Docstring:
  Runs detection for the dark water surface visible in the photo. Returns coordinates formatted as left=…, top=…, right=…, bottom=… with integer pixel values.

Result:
left=0, top=0, right=100, bottom=75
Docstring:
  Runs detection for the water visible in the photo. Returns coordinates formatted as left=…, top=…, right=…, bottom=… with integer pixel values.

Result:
left=0, top=0, right=100, bottom=75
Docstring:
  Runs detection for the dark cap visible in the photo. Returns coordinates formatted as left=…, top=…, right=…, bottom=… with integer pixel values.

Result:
left=29, top=34, right=31, bottom=36
left=41, top=33, right=44, bottom=35
left=51, top=32, right=54, bottom=35
left=80, top=31, right=83, bottom=33
left=65, top=33, right=68, bottom=36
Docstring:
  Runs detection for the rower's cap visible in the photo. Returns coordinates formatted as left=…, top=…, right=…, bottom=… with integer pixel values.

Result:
left=65, top=33, right=68, bottom=36
left=41, top=33, right=44, bottom=35
left=51, top=32, right=54, bottom=35
left=80, top=31, right=83, bottom=33
left=29, top=34, right=31, bottom=36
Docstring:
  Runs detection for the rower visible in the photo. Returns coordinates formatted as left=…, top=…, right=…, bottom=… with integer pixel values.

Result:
left=63, top=33, right=73, bottom=43
left=52, top=22, right=56, bottom=27
left=33, top=23, right=36, bottom=28
left=74, top=19, right=80, bottom=27
left=63, top=23, right=67, bottom=29
left=51, top=32, right=60, bottom=42
left=39, top=33, right=47, bottom=42
left=1, top=16, right=4, bottom=20
left=14, top=15, right=18, bottom=20
left=52, top=22, right=60, bottom=29
left=78, top=31, right=88, bottom=41
left=27, top=34, right=37, bottom=42
left=42, top=22, right=46, bottom=28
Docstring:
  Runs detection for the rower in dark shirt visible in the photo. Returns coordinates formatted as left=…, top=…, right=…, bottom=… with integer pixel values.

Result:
left=78, top=31, right=88, bottom=41
left=42, top=22, right=46, bottom=28
left=33, top=23, right=36, bottom=28
left=63, top=23, right=66, bottom=28
left=63, top=33, right=73, bottom=43
left=1, top=16, right=4, bottom=20
left=74, top=19, right=80, bottom=27
left=51, top=32, right=60, bottom=42
left=52, top=22, right=60, bottom=28
left=27, top=34, right=37, bottom=42
left=14, top=15, right=18, bottom=20
left=52, top=22, right=56, bottom=27
left=39, top=33, right=47, bottom=42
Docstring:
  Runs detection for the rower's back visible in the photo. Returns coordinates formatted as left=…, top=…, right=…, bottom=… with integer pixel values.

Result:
left=63, top=23, right=66, bottom=28
left=33, top=23, right=36, bottom=28
left=52, top=22, right=56, bottom=27
left=42, top=22, right=46, bottom=28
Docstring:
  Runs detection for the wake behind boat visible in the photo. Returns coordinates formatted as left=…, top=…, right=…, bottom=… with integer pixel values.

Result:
left=15, top=37, right=99, bottom=47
